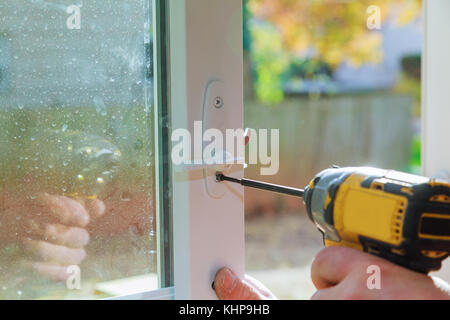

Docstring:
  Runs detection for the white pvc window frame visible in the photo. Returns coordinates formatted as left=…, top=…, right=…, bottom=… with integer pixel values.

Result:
left=112, top=0, right=245, bottom=300
left=169, top=0, right=245, bottom=300
left=422, top=0, right=450, bottom=279
left=422, top=0, right=450, bottom=177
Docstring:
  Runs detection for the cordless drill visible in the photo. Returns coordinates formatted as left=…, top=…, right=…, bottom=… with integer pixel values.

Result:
left=216, top=167, right=450, bottom=273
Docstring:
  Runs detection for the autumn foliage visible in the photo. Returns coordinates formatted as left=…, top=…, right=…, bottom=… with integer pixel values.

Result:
left=246, top=0, right=422, bottom=103
left=249, top=0, right=421, bottom=67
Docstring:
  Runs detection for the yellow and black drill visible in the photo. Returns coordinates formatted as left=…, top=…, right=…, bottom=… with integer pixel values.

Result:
left=216, top=167, right=450, bottom=273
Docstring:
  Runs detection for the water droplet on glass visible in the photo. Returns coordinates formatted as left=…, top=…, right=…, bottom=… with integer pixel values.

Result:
left=120, top=192, right=132, bottom=202
left=94, top=97, right=107, bottom=116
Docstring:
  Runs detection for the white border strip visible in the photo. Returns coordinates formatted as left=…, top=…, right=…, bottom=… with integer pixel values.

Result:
left=106, top=287, right=174, bottom=300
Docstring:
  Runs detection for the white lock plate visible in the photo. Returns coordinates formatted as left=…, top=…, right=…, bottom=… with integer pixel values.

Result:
left=202, top=79, right=230, bottom=199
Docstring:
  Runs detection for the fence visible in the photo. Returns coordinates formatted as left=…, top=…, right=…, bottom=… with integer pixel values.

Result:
left=244, top=93, right=414, bottom=215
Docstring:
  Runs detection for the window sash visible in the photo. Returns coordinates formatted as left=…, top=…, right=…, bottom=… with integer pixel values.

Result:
left=422, top=0, right=450, bottom=281
left=111, top=0, right=245, bottom=300
left=422, top=0, right=450, bottom=177
left=169, top=0, right=245, bottom=299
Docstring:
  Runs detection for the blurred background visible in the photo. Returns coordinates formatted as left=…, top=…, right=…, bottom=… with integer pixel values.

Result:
left=242, top=0, right=425, bottom=299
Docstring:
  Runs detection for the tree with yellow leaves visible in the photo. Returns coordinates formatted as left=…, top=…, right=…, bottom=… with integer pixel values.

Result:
left=246, top=0, right=422, bottom=104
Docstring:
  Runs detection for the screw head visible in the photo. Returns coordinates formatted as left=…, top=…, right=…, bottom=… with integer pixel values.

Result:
left=214, top=96, right=223, bottom=109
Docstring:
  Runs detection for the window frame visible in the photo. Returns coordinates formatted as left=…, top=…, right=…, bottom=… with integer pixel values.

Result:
left=422, top=0, right=450, bottom=177
left=422, top=0, right=450, bottom=279
left=169, top=0, right=245, bottom=300
left=110, top=0, right=245, bottom=300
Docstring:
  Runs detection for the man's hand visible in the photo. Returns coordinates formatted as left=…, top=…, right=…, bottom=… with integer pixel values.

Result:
left=213, top=267, right=277, bottom=300
left=311, top=246, right=450, bottom=300
left=3, top=192, right=105, bottom=281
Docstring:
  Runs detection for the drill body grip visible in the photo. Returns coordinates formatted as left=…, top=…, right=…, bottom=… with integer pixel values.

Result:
left=304, top=167, right=450, bottom=273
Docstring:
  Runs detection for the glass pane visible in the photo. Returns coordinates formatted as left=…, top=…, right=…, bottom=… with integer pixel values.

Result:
left=243, top=0, right=423, bottom=299
left=0, top=0, right=161, bottom=299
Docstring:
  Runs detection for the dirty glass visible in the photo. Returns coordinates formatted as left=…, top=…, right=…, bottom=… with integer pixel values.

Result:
left=0, top=0, right=160, bottom=299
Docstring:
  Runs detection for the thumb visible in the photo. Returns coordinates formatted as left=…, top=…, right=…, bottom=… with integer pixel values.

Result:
left=213, top=267, right=271, bottom=300
left=84, top=198, right=106, bottom=220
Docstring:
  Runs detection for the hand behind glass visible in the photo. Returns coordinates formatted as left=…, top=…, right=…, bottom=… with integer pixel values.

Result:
left=3, top=192, right=105, bottom=282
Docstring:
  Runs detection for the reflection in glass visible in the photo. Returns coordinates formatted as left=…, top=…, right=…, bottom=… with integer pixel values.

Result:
left=0, top=0, right=157, bottom=299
